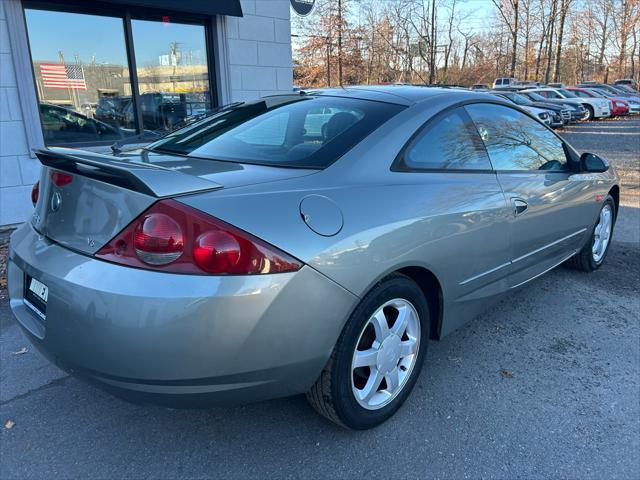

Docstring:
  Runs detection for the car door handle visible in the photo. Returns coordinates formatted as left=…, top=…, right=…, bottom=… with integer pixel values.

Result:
left=513, top=198, right=528, bottom=216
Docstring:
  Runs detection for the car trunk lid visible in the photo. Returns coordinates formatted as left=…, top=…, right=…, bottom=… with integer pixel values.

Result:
left=32, top=147, right=315, bottom=255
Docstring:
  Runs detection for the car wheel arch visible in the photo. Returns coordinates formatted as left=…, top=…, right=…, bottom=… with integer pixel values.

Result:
left=351, top=265, right=444, bottom=341
left=584, top=104, right=594, bottom=119
left=396, top=266, right=444, bottom=340
left=609, top=185, right=620, bottom=215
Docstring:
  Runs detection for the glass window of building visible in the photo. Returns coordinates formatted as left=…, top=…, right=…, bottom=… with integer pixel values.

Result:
left=24, top=9, right=136, bottom=144
left=131, top=19, right=212, bottom=134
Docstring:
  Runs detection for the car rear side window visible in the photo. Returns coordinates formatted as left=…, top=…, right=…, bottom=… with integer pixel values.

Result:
left=399, top=107, right=492, bottom=171
left=147, top=96, right=404, bottom=169
left=465, top=103, right=568, bottom=171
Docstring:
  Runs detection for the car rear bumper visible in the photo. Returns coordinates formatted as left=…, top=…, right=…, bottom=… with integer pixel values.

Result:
left=611, top=106, right=629, bottom=116
left=8, top=223, right=357, bottom=406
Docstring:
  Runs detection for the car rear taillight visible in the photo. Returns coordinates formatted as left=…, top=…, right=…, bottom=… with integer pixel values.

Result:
left=134, top=213, right=184, bottom=265
left=31, top=181, right=40, bottom=206
left=95, top=199, right=302, bottom=275
left=50, top=170, right=73, bottom=187
left=193, top=231, right=240, bottom=273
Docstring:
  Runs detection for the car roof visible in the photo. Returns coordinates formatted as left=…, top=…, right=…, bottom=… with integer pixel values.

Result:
left=301, top=85, right=487, bottom=106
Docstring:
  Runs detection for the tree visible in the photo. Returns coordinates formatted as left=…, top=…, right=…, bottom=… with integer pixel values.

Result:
left=292, top=0, right=640, bottom=88
left=492, top=0, right=520, bottom=77
left=553, top=0, right=573, bottom=82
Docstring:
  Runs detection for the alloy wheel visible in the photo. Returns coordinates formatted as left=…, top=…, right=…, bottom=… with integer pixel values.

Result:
left=592, top=204, right=613, bottom=263
left=351, top=299, right=421, bottom=410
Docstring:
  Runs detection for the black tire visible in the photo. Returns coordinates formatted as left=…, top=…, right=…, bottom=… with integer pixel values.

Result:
left=306, top=273, right=430, bottom=430
left=566, top=195, right=616, bottom=272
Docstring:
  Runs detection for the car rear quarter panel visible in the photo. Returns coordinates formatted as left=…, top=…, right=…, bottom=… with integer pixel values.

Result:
left=9, top=224, right=357, bottom=395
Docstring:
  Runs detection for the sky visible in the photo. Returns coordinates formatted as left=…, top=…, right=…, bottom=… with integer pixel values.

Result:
left=24, top=9, right=208, bottom=67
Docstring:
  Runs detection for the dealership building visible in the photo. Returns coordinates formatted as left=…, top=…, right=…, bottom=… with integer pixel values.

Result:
left=0, top=0, right=295, bottom=225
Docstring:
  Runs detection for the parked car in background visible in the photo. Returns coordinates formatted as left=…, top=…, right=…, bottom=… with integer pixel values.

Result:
left=566, top=87, right=633, bottom=117
left=615, top=84, right=640, bottom=95
left=580, top=83, right=640, bottom=108
left=95, top=96, right=135, bottom=130
left=39, top=103, right=127, bottom=144
left=578, top=83, right=640, bottom=100
left=614, top=79, right=638, bottom=91
left=516, top=80, right=545, bottom=88
left=493, top=77, right=518, bottom=88
left=548, top=83, right=565, bottom=88
left=491, top=90, right=563, bottom=128
left=523, top=87, right=610, bottom=120
left=9, top=86, right=620, bottom=430
left=95, top=92, right=208, bottom=134
left=470, top=84, right=489, bottom=91
left=519, top=90, right=586, bottom=122
left=608, top=84, right=640, bottom=100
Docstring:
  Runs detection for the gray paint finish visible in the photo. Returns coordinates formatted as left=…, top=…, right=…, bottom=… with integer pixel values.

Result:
left=8, top=86, right=619, bottom=406
left=9, top=224, right=357, bottom=399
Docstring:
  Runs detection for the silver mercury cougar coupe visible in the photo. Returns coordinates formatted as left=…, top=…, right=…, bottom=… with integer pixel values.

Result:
left=8, top=86, right=619, bottom=429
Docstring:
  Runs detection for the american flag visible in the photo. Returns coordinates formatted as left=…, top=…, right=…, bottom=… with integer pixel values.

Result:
left=40, top=63, right=87, bottom=90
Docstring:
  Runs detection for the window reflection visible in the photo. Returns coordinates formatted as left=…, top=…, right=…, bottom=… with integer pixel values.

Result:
left=404, top=108, right=492, bottom=170
left=149, top=97, right=402, bottom=168
left=132, top=19, right=211, bottom=134
left=25, top=9, right=136, bottom=144
left=465, top=104, right=567, bottom=171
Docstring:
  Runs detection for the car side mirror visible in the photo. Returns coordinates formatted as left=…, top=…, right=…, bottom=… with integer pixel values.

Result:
left=580, top=153, right=609, bottom=173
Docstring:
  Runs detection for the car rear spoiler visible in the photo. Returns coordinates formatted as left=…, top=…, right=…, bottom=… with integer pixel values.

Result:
left=34, top=147, right=222, bottom=198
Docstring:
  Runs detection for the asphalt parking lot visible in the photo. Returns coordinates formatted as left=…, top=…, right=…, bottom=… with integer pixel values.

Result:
left=1, top=118, right=639, bottom=479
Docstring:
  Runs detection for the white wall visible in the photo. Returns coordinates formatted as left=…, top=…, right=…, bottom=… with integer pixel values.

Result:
left=0, top=0, right=40, bottom=226
left=226, top=0, right=293, bottom=102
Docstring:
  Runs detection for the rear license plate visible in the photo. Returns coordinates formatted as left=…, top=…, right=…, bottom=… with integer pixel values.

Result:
left=24, top=274, right=48, bottom=320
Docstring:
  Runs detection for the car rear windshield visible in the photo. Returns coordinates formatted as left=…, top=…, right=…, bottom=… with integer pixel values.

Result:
left=525, top=92, right=547, bottom=102
left=557, top=89, right=578, bottom=98
left=505, top=92, right=531, bottom=105
left=147, top=95, right=404, bottom=169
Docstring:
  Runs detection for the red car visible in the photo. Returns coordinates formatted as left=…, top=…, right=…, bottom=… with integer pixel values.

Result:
left=567, top=87, right=630, bottom=117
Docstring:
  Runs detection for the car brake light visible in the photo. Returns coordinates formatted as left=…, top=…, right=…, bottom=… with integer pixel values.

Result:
left=31, top=181, right=40, bottom=206
left=134, top=213, right=184, bottom=265
left=95, top=199, right=302, bottom=275
left=50, top=170, right=73, bottom=187
left=193, top=231, right=240, bottom=273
